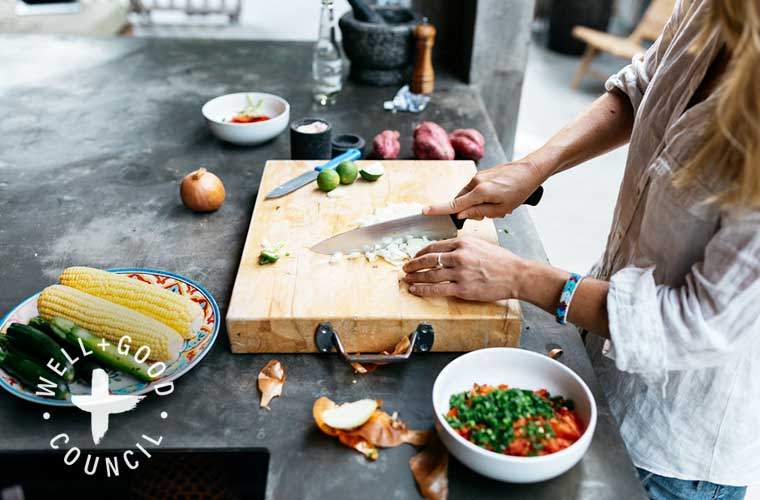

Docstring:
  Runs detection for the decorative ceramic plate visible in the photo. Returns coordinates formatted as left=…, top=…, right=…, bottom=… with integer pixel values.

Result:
left=0, top=268, right=220, bottom=407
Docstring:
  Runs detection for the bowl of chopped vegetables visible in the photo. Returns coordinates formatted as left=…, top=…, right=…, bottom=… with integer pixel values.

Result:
left=432, top=348, right=596, bottom=483
left=202, top=92, right=290, bottom=145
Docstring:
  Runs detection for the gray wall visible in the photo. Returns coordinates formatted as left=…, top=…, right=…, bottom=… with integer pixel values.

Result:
left=411, top=0, right=534, bottom=160
left=468, top=0, right=534, bottom=160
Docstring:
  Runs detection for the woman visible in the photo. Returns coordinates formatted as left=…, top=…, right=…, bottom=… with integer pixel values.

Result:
left=403, top=1, right=759, bottom=499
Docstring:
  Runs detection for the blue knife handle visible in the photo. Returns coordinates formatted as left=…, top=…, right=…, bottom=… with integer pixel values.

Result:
left=314, top=149, right=361, bottom=172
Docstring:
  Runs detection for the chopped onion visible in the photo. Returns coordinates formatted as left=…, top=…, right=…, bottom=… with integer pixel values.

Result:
left=323, top=204, right=443, bottom=267
left=357, top=202, right=424, bottom=227
left=353, top=203, right=438, bottom=267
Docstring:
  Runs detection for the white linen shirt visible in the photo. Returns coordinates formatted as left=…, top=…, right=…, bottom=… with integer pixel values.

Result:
left=585, top=0, right=760, bottom=486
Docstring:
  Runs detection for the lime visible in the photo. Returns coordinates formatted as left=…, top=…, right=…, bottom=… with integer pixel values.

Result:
left=317, top=169, right=340, bottom=192
left=359, top=163, right=385, bottom=182
left=335, top=160, right=358, bottom=185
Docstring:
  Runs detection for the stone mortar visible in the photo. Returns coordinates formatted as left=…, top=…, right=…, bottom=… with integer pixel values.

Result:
left=339, top=7, right=421, bottom=86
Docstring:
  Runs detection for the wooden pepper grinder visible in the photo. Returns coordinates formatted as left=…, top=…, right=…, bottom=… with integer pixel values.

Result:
left=411, top=18, right=436, bottom=95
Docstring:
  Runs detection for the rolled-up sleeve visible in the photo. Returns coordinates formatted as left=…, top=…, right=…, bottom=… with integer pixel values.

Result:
left=607, top=210, right=760, bottom=373
left=605, top=0, right=686, bottom=114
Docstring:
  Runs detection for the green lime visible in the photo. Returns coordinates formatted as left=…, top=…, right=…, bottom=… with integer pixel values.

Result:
left=359, top=163, right=385, bottom=182
left=335, top=160, right=358, bottom=185
left=317, top=169, right=340, bottom=192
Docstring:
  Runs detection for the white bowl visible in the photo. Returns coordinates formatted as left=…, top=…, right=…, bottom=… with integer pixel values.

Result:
left=202, top=92, right=290, bottom=146
left=432, top=348, right=597, bottom=483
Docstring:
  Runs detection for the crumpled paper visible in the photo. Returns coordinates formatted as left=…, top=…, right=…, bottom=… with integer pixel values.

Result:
left=384, top=85, right=430, bottom=113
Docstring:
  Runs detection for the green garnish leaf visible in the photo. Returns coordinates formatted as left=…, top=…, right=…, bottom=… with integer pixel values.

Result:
left=240, top=94, right=264, bottom=117
left=258, top=241, right=286, bottom=265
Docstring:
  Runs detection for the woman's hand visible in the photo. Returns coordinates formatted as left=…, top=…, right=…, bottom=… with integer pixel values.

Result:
left=402, top=236, right=528, bottom=301
left=423, top=159, right=543, bottom=220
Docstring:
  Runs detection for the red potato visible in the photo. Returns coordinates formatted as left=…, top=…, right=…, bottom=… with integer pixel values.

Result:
left=412, top=121, right=455, bottom=160
left=449, top=128, right=485, bottom=161
left=372, top=130, right=401, bottom=159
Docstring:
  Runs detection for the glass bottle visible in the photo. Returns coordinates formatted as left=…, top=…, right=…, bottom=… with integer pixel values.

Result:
left=313, top=0, right=343, bottom=105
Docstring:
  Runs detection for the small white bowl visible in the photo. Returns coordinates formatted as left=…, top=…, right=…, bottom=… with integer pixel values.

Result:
left=202, top=92, right=290, bottom=146
left=432, top=348, right=597, bottom=483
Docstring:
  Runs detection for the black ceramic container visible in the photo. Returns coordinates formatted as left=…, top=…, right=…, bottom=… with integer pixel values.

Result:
left=331, top=133, right=366, bottom=158
left=290, top=118, right=332, bottom=160
left=339, top=7, right=421, bottom=86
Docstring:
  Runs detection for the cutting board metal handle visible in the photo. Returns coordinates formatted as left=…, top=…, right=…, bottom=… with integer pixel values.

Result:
left=315, top=322, right=434, bottom=363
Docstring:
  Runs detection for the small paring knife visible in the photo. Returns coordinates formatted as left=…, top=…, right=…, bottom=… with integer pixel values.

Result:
left=310, top=186, right=544, bottom=255
left=265, top=148, right=362, bottom=199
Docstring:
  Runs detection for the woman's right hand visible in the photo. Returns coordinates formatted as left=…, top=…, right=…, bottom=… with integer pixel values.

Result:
left=423, top=159, right=544, bottom=219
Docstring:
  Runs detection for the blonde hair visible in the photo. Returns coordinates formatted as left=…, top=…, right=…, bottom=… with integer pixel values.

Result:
left=675, top=0, right=760, bottom=207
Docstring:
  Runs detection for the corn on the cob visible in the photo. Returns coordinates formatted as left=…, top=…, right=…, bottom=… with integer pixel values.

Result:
left=59, top=266, right=202, bottom=340
left=38, top=285, right=183, bottom=362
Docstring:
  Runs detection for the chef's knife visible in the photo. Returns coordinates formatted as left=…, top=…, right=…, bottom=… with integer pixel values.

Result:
left=311, top=213, right=465, bottom=255
left=265, top=148, right=362, bottom=199
left=310, top=186, right=544, bottom=255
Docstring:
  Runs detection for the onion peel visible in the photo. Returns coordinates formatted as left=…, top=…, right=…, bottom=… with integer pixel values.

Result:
left=258, top=360, right=286, bottom=409
left=322, top=399, right=379, bottom=429
left=351, top=336, right=412, bottom=374
left=313, top=396, right=340, bottom=437
left=337, top=432, right=379, bottom=461
left=313, top=397, right=429, bottom=460
left=409, top=433, right=449, bottom=500
left=353, top=410, right=432, bottom=447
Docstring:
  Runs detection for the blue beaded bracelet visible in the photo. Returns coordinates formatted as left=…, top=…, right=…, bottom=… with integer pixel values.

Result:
left=556, top=273, right=584, bottom=325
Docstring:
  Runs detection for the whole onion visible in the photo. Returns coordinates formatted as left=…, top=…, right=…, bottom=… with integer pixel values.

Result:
left=180, top=168, right=226, bottom=212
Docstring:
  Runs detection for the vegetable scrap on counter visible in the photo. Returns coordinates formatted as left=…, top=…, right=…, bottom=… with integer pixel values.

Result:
left=313, top=396, right=431, bottom=461
left=258, top=240, right=287, bottom=265
left=350, top=335, right=411, bottom=374
left=258, top=359, right=286, bottom=409
left=409, top=433, right=449, bottom=500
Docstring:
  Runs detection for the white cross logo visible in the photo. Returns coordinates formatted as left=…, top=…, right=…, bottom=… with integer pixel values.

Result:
left=71, top=369, right=145, bottom=445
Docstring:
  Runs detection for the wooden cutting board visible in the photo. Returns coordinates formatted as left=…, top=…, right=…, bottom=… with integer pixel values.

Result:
left=226, top=160, right=521, bottom=353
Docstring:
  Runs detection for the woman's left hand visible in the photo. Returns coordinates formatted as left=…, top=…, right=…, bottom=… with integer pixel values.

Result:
left=402, top=236, right=527, bottom=301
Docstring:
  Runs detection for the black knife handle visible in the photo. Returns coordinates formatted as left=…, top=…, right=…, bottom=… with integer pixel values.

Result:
left=524, top=186, right=544, bottom=206
left=448, top=185, right=543, bottom=229
left=450, top=213, right=466, bottom=230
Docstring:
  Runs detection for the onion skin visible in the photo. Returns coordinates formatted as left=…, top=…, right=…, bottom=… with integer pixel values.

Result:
left=180, top=168, right=226, bottom=212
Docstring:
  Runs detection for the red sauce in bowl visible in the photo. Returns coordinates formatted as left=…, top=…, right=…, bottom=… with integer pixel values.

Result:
left=230, top=115, right=270, bottom=124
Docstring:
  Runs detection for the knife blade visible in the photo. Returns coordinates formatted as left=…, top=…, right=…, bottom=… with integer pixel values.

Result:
left=309, top=185, right=544, bottom=255
left=310, top=214, right=465, bottom=255
left=265, top=148, right=361, bottom=199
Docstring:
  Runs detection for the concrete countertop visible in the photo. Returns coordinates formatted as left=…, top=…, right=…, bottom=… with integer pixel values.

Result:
left=0, top=35, right=645, bottom=500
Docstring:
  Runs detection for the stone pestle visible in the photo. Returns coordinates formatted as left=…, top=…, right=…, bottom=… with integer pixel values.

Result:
left=347, top=0, right=386, bottom=24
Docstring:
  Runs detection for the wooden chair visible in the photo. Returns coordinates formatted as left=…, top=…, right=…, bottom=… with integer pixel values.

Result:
left=570, top=0, right=675, bottom=88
